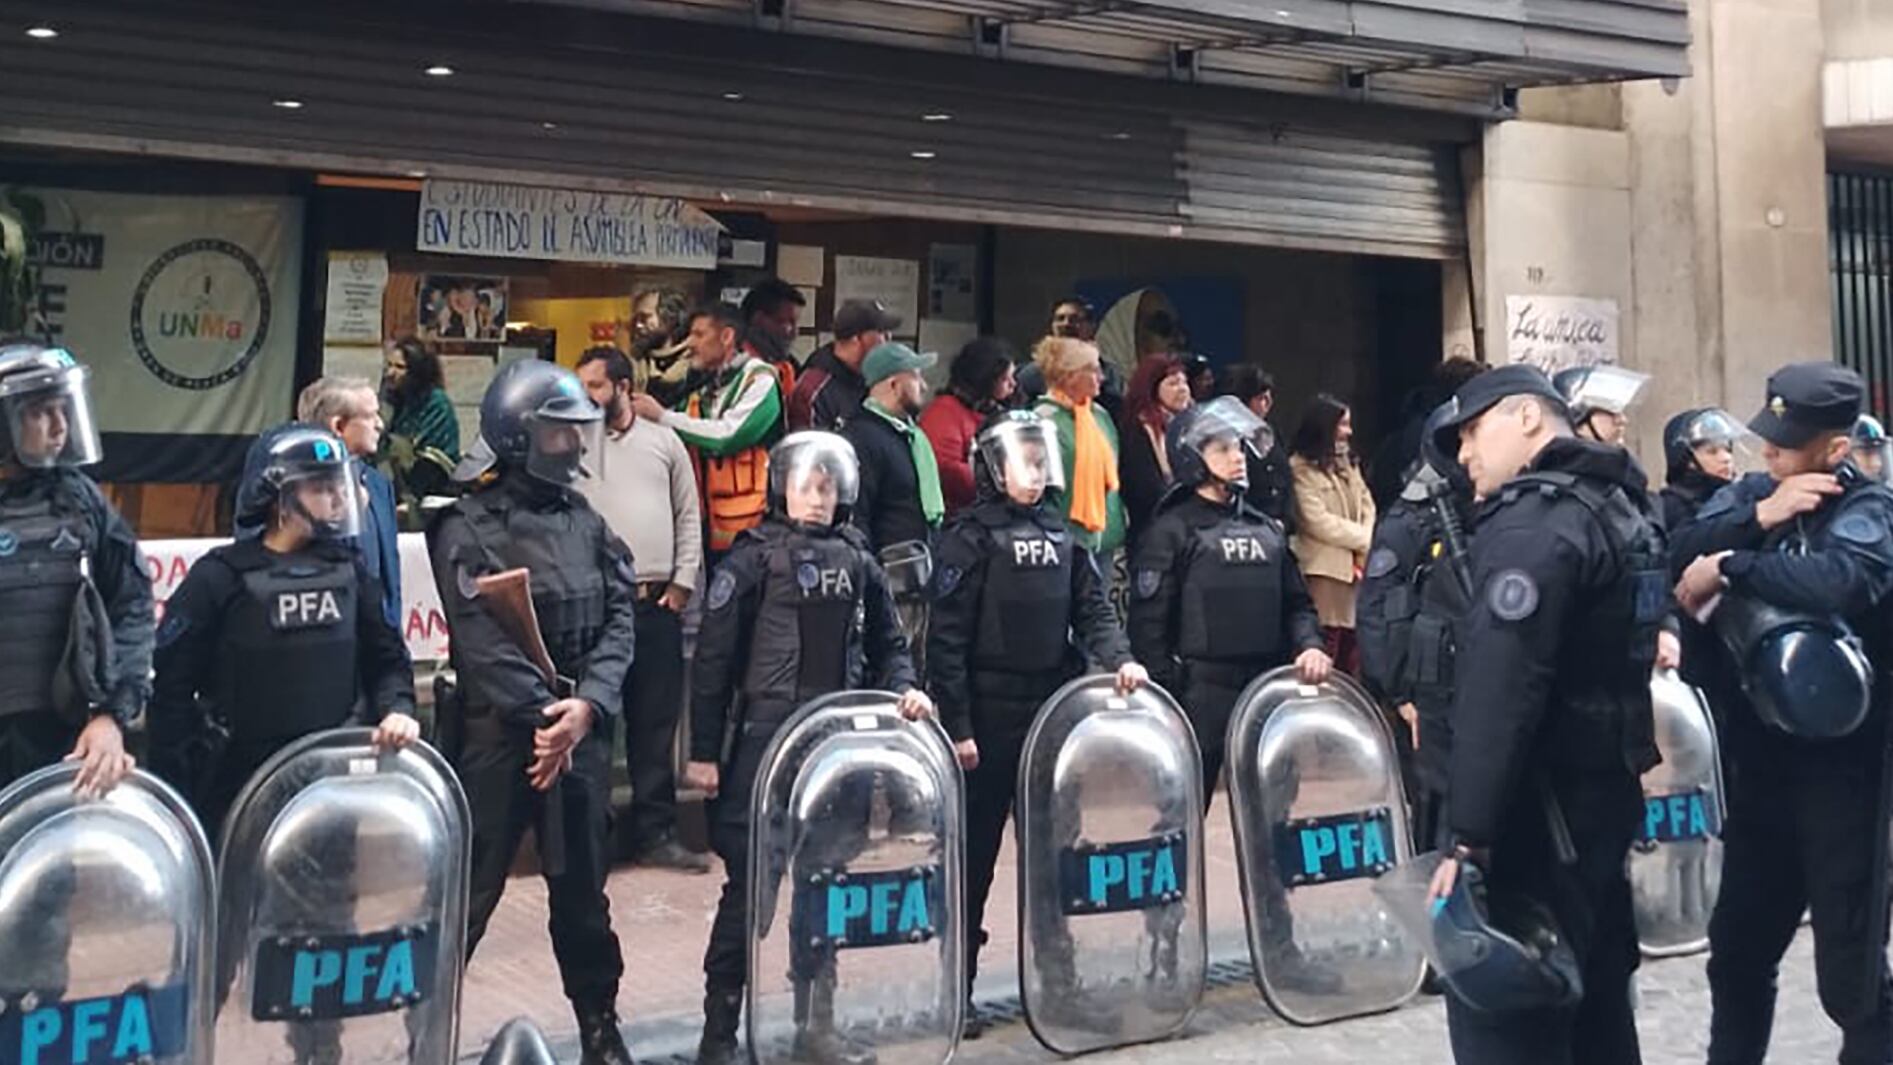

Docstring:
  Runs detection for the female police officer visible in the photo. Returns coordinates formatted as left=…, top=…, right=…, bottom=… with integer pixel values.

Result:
left=149, top=423, right=419, bottom=837
left=926, top=409, right=1147, bottom=1033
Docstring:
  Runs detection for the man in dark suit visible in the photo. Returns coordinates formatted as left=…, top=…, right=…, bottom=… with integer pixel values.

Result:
left=297, top=376, right=403, bottom=627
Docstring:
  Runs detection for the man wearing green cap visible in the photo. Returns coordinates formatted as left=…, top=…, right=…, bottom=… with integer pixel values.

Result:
left=842, top=341, right=946, bottom=659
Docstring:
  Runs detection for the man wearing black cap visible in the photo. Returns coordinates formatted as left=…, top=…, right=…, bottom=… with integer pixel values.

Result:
left=1671, top=361, right=1893, bottom=1065
left=788, top=299, right=901, bottom=432
left=1423, top=363, right=1665, bottom=1064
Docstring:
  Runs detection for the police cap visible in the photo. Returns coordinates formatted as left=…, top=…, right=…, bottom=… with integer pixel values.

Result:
left=1430, top=364, right=1568, bottom=461
left=1749, top=362, right=1863, bottom=449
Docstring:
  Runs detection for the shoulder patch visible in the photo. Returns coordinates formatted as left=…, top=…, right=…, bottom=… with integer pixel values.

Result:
left=454, top=565, right=481, bottom=601
left=1366, top=546, right=1401, bottom=580
left=708, top=569, right=739, bottom=611
left=935, top=564, right=963, bottom=597
left=155, top=611, right=189, bottom=649
left=1135, top=569, right=1164, bottom=600
left=1833, top=509, right=1890, bottom=547
left=1486, top=568, right=1540, bottom=622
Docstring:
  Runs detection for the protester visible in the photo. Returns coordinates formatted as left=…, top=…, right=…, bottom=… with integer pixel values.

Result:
left=1118, top=354, right=1191, bottom=546
left=626, top=288, right=693, bottom=407
left=1017, top=297, right=1123, bottom=419
left=920, top=337, right=1019, bottom=515
left=1219, top=363, right=1295, bottom=531
left=1290, top=394, right=1375, bottom=673
left=739, top=278, right=805, bottom=393
left=1183, top=354, right=1216, bottom=402
left=789, top=299, right=900, bottom=432
left=297, top=376, right=401, bottom=629
left=575, top=346, right=710, bottom=873
left=381, top=337, right=461, bottom=521
left=1032, top=336, right=1126, bottom=560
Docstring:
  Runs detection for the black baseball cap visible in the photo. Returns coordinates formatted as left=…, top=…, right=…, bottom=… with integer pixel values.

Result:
left=1430, top=363, right=1569, bottom=459
left=1748, top=362, right=1863, bottom=449
left=833, top=299, right=902, bottom=340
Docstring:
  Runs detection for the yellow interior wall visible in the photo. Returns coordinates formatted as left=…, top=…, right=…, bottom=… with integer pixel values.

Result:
left=511, top=296, right=629, bottom=366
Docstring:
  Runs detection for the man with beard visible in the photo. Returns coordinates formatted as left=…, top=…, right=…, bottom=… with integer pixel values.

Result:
left=576, top=346, right=709, bottom=872
left=626, top=288, right=693, bottom=408
left=740, top=278, right=806, bottom=394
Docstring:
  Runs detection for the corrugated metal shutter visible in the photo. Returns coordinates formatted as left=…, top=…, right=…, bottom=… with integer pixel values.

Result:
left=0, top=0, right=1470, bottom=259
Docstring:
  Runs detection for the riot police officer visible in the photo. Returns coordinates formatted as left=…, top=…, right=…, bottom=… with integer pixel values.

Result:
left=1660, top=408, right=1748, bottom=532
left=1424, top=365, right=1663, bottom=1064
left=430, top=360, right=639, bottom=1065
left=1129, top=396, right=1330, bottom=795
left=149, top=424, right=420, bottom=835
left=927, top=410, right=1147, bottom=1034
left=682, top=431, right=931, bottom=1065
left=1356, top=399, right=1477, bottom=850
left=0, top=340, right=152, bottom=796
left=1851, top=412, right=1889, bottom=483
left=1552, top=364, right=1649, bottom=448
left=1672, top=363, right=1893, bottom=1065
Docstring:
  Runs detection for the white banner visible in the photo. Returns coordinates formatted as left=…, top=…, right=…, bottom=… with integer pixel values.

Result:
left=1504, top=295, right=1620, bottom=373
left=143, top=533, right=450, bottom=663
left=29, top=187, right=303, bottom=438
left=416, top=179, right=722, bottom=269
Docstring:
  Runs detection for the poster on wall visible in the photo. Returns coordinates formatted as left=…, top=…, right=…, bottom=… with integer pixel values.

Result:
left=927, top=244, right=977, bottom=323
left=1504, top=295, right=1619, bottom=373
left=417, top=275, right=509, bottom=344
left=26, top=186, right=302, bottom=482
left=415, top=179, right=723, bottom=270
left=835, top=256, right=920, bottom=335
left=323, top=251, right=389, bottom=344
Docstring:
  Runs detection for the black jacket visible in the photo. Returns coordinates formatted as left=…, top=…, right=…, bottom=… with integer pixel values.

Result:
left=790, top=344, right=867, bottom=433
left=1658, top=470, right=1725, bottom=534
left=1448, top=438, right=1661, bottom=847
left=1118, top=419, right=1170, bottom=549
left=841, top=406, right=936, bottom=553
left=1241, top=438, right=1296, bottom=534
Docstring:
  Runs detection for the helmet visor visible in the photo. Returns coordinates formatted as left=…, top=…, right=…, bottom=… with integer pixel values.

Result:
left=771, top=432, right=860, bottom=527
left=0, top=364, right=103, bottom=469
left=976, top=417, right=1065, bottom=498
left=281, top=461, right=363, bottom=541
left=524, top=413, right=603, bottom=486
left=1566, top=365, right=1649, bottom=416
left=1682, top=408, right=1759, bottom=478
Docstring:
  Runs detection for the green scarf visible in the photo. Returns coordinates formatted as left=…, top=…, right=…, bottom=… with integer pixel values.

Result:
left=865, top=399, right=945, bottom=526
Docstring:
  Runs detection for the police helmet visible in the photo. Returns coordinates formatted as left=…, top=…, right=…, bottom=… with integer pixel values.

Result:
left=1552, top=364, right=1649, bottom=426
left=1165, top=396, right=1265, bottom=491
left=456, top=359, right=601, bottom=486
left=0, top=340, right=104, bottom=470
left=767, top=431, right=860, bottom=530
left=1432, top=861, right=1584, bottom=1013
left=1415, top=398, right=1474, bottom=499
left=1716, top=595, right=1873, bottom=739
left=972, top=410, right=1064, bottom=502
left=1851, top=414, right=1890, bottom=484
left=235, top=423, right=362, bottom=540
left=1663, top=407, right=1752, bottom=485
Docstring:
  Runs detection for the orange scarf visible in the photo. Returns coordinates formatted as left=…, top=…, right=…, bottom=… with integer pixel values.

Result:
left=1052, top=388, right=1119, bottom=533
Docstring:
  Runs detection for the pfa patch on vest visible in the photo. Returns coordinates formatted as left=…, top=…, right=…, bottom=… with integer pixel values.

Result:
left=708, top=569, right=738, bottom=611
left=934, top=564, right=962, bottom=597
left=1487, top=568, right=1539, bottom=622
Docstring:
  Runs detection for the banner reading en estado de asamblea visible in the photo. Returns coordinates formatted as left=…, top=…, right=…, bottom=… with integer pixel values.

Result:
left=415, top=178, right=722, bottom=270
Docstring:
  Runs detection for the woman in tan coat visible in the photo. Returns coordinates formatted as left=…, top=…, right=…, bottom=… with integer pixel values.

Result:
left=1288, top=394, right=1376, bottom=674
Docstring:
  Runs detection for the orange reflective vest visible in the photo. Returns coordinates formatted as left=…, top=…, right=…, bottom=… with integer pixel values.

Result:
left=688, top=390, right=770, bottom=553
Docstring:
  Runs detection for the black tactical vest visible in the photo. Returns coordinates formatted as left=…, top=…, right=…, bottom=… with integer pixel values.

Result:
left=742, top=532, right=869, bottom=717
left=973, top=517, right=1074, bottom=674
left=0, top=484, right=91, bottom=719
left=1502, top=472, right=1664, bottom=776
left=219, top=549, right=360, bottom=743
left=1176, top=512, right=1288, bottom=661
left=456, top=492, right=608, bottom=679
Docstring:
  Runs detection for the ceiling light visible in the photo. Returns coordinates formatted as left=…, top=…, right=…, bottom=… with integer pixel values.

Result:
left=722, top=91, right=744, bottom=101
left=910, top=150, right=937, bottom=160
left=921, top=112, right=952, bottom=122
left=406, top=169, right=429, bottom=179
left=24, top=25, right=57, bottom=39
left=424, top=64, right=455, bottom=77
left=273, top=99, right=304, bottom=110
left=541, top=121, right=559, bottom=130
left=1107, top=131, right=1133, bottom=141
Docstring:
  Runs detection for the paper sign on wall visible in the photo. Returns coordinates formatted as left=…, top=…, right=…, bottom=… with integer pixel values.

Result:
left=1505, top=295, right=1619, bottom=373
left=324, top=251, right=389, bottom=344
left=835, top=256, right=920, bottom=334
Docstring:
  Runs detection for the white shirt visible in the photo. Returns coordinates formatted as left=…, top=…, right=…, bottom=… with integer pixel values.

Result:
left=578, top=417, right=703, bottom=590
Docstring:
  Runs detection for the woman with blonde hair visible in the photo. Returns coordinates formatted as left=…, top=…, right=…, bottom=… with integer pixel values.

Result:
left=1032, top=336, right=1126, bottom=559
left=1289, top=393, right=1375, bottom=674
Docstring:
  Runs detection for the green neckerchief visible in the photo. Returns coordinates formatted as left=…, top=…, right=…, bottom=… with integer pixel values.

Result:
left=864, top=398, right=945, bottom=526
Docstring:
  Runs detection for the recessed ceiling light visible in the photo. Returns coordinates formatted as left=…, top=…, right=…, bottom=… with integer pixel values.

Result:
left=910, top=150, right=937, bottom=160
left=25, top=25, right=57, bottom=39
left=1107, top=131, right=1133, bottom=141
left=541, top=121, right=559, bottom=130
left=406, top=169, right=428, bottom=179
left=424, top=64, right=455, bottom=77
left=722, top=91, right=744, bottom=101
left=272, top=99, right=304, bottom=110
left=921, top=112, right=952, bottom=122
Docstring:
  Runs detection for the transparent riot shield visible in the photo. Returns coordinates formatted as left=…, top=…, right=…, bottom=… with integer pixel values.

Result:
left=748, top=691, right=963, bottom=1065
left=0, top=765, right=215, bottom=1065
left=1226, top=668, right=1423, bottom=1026
left=1631, top=669, right=1726, bottom=957
left=215, top=728, right=471, bottom=1065
left=1016, top=676, right=1206, bottom=1055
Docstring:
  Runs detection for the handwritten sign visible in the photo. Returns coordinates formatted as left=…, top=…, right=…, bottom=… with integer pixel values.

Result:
left=416, top=180, right=723, bottom=270
left=323, top=251, right=389, bottom=344
left=834, top=256, right=920, bottom=334
left=1505, top=295, right=1619, bottom=373
left=142, top=534, right=449, bottom=663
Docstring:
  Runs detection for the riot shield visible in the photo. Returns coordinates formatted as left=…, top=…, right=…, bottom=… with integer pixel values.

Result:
left=1016, top=676, right=1206, bottom=1055
left=1630, top=669, right=1725, bottom=957
left=1226, top=668, right=1423, bottom=1025
left=215, top=728, right=471, bottom=1065
left=0, top=765, right=215, bottom=1065
left=748, top=691, right=963, bottom=1065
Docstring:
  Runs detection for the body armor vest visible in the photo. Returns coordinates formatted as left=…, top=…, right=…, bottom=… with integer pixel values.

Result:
left=0, top=485, right=90, bottom=719
left=1176, top=512, right=1287, bottom=662
left=457, top=492, right=608, bottom=681
left=220, top=549, right=360, bottom=743
left=742, top=531, right=868, bottom=719
left=973, top=516, right=1074, bottom=675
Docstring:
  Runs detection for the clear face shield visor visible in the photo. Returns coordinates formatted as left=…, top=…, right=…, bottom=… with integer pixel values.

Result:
left=771, top=433, right=861, bottom=527
left=524, top=413, right=603, bottom=486
left=1568, top=365, right=1650, bottom=417
left=0, top=364, right=104, bottom=469
left=280, top=463, right=364, bottom=540
left=1177, top=397, right=1265, bottom=485
left=976, top=420, right=1065, bottom=499
left=1682, top=408, right=1760, bottom=479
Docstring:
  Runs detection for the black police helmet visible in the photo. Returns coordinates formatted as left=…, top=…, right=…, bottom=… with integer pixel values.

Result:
left=235, top=422, right=354, bottom=535
left=1418, top=398, right=1473, bottom=496
left=457, top=359, right=600, bottom=485
left=1164, top=396, right=1264, bottom=492
left=1433, top=861, right=1584, bottom=1014
left=1663, top=407, right=1711, bottom=480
